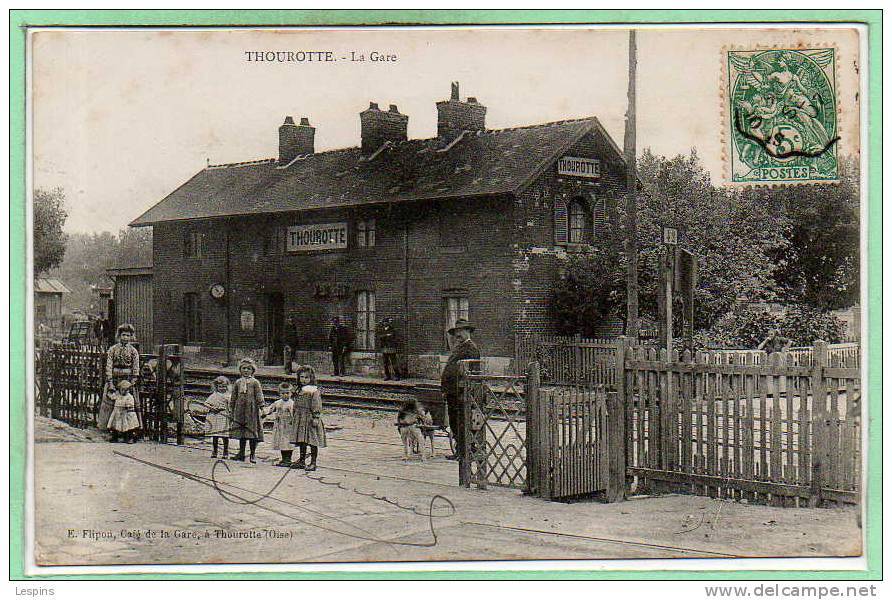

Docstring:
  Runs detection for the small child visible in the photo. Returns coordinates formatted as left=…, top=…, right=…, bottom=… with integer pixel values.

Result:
left=265, top=382, right=296, bottom=467
left=292, top=366, right=326, bottom=471
left=205, top=376, right=231, bottom=459
left=107, top=380, right=140, bottom=443
left=397, top=400, right=427, bottom=461
left=230, top=358, right=265, bottom=463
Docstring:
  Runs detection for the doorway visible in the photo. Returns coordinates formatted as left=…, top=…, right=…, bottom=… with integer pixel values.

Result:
left=265, top=292, right=284, bottom=365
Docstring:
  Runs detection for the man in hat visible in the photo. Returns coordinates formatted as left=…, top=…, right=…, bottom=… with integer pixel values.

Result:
left=328, top=316, right=353, bottom=376
left=440, top=318, right=480, bottom=461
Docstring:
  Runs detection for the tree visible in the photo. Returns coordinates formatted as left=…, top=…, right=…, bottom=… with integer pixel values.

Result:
left=741, top=158, right=860, bottom=310
left=635, top=149, right=790, bottom=330
left=33, top=188, right=68, bottom=275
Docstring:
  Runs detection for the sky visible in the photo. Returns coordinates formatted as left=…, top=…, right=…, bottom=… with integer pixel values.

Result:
left=30, top=26, right=862, bottom=234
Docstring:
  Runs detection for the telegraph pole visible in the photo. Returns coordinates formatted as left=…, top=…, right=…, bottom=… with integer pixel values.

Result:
left=624, top=29, right=640, bottom=340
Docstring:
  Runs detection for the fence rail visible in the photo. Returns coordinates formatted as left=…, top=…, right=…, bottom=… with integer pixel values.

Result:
left=624, top=342, right=860, bottom=507
left=35, top=342, right=184, bottom=441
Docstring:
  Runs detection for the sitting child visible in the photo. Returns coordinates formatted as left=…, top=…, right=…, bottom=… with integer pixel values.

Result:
left=396, top=400, right=427, bottom=461
left=107, top=379, right=140, bottom=443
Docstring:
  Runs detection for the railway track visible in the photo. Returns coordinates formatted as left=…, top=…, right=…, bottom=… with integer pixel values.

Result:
left=184, top=368, right=427, bottom=413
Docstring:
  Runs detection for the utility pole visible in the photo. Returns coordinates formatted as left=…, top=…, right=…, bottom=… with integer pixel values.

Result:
left=624, top=29, right=640, bottom=341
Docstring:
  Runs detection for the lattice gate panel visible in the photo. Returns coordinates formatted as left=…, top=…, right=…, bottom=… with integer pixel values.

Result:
left=462, top=372, right=529, bottom=490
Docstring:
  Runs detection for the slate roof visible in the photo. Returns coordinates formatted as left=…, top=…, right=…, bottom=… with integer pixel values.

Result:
left=35, top=278, right=71, bottom=294
left=130, top=117, right=623, bottom=226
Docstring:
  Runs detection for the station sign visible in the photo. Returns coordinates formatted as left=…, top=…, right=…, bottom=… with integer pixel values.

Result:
left=557, top=156, right=601, bottom=179
left=286, top=222, right=348, bottom=252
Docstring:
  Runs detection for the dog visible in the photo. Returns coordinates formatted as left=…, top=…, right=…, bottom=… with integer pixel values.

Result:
left=396, top=401, right=428, bottom=461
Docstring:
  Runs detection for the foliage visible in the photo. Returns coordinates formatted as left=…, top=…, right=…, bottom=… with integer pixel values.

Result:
left=33, top=188, right=68, bottom=275
left=740, top=158, right=860, bottom=310
left=702, top=303, right=843, bottom=348
left=635, top=150, right=791, bottom=330
left=550, top=243, right=625, bottom=337
left=549, top=149, right=859, bottom=340
left=780, top=304, right=844, bottom=345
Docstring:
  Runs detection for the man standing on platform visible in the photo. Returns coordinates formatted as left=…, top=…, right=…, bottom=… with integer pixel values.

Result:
left=285, top=315, right=300, bottom=374
left=328, top=316, right=352, bottom=376
left=440, top=318, right=480, bottom=462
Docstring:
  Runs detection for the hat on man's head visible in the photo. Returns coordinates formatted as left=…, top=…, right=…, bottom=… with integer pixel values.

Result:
left=448, top=318, right=476, bottom=335
left=278, top=382, right=293, bottom=393
left=116, top=379, right=133, bottom=391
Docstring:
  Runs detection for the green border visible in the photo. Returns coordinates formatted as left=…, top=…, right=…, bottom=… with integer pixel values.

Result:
left=9, top=9, right=882, bottom=581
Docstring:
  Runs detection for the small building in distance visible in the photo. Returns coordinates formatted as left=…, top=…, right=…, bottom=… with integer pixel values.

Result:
left=34, top=277, right=71, bottom=335
left=130, top=83, right=630, bottom=377
left=107, top=237, right=154, bottom=350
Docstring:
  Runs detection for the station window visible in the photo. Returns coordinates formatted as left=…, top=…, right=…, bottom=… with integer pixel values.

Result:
left=183, top=292, right=202, bottom=344
left=444, top=295, right=469, bottom=349
left=356, top=218, right=376, bottom=248
left=184, top=230, right=202, bottom=259
left=355, top=291, right=376, bottom=350
left=568, top=197, right=593, bottom=245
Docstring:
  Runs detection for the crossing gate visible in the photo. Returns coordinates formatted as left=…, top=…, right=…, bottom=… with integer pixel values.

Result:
left=459, top=360, right=623, bottom=501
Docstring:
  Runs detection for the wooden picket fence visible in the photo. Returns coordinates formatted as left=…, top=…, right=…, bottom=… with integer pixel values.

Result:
left=623, top=341, right=861, bottom=506
left=514, top=333, right=617, bottom=386
left=35, top=342, right=185, bottom=442
left=35, top=342, right=106, bottom=428
left=712, top=342, right=860, bottom=369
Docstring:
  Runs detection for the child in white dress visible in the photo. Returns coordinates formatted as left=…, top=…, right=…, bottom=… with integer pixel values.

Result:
left=205, top=376, right=231, bottom=459
left=107, top=380, right=140, bottom=443
left=264, top=382, right=296, bottom=467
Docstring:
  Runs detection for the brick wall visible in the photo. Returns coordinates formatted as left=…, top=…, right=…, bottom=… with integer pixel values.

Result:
left=511, top=131, right=628, bottom=339
left=152, top=195, right=516, bottom=365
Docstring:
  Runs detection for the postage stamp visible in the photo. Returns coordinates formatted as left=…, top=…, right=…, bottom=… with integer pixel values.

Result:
left=725, top=47, right=839, bottom=185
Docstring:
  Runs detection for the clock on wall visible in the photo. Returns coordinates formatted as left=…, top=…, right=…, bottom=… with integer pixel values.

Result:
left=209, top=283, right=226, bottom=299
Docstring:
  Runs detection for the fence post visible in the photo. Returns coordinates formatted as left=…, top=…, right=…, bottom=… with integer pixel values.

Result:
left=606, top=336, right=628, bottom=502
left=810, top=340, right=829, bottom=508
left=525, top=361, right=541, bottom=497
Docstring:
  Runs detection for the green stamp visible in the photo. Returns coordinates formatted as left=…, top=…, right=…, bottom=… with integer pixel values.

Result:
left=726, top=48, right=839, bottom=184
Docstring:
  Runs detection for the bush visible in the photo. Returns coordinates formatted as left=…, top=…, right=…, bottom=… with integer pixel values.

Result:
left=700, top=303, right=843, bottom=349
left=781, top=304, right=844, bottom=345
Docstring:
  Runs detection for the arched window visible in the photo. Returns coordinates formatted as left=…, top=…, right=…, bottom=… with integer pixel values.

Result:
left=568, top=198, right=593, bottom=244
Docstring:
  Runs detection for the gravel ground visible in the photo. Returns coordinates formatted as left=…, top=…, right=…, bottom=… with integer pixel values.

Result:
left=31, top=413, right=862, bottom=568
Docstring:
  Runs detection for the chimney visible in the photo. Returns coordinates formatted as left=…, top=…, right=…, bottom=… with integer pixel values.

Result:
left=278, top=115, right=315, bottom=164
left=436, top=81, right=486, bottom=142
left=360, top=102, right=408, bottom=154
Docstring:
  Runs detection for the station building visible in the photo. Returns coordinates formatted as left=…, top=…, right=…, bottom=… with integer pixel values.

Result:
left=130, top=84, right=630, bottom=376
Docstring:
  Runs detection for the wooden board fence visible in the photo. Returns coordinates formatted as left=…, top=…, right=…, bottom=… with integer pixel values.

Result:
left=624, top=342, right=860, bottom=507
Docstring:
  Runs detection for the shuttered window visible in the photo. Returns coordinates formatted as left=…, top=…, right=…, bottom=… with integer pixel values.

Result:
left=184, top=230, right=202, bottom=258
left=569, top=198, right=593, bottom=244
left=554, top=197, right=568, bottom=245
left=355, top=291, right=376, bottom=350
left=590, top=193, right=608, bottom=237
left=357, top=218, right=376, bottom=247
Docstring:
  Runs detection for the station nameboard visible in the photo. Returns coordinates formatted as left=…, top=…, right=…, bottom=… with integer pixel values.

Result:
left=557, top=156, right=601, bottom=179
left=286, top=222, right=348, bottom=252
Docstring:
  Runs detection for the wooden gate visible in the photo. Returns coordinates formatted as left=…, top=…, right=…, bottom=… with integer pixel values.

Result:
left=460, top=360, right=623, bottom=501
left=35, top=342, right=184, bottom=442
left=460, top=361, right=529, bottom=490
left=529, top=383, right=612, bottom=499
